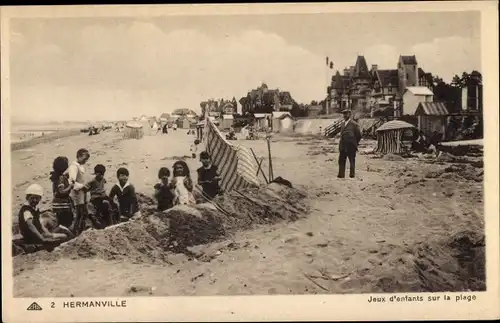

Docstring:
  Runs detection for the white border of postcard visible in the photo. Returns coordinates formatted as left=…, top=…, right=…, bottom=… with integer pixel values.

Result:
left=1, top=2, right=499, bottom=322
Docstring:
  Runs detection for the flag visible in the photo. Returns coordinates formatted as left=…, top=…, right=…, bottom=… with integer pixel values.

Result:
left=329, top=62, right=334, bottom=69
left=324, top=119, right=344, bottom=137
left=203, top=117, right=260, bottom=192
left=326, top=56, right=329, bottom=66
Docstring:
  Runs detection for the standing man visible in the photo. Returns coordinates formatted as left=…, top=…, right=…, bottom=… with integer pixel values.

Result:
left=338, top=109, right=361, bottom=179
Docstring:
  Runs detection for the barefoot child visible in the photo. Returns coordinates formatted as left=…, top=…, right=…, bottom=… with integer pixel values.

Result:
left=154, top=167, right=175, bottom=211
left=50, top=156, right=74, bottom=228
left=18, top=184, right=73, bottom=246
left=197, top=151, right=222, bottom=200
left=68, top=148, right=90, bottom=235
left=84, top=164, right=114, bottom=227
left=170, top=160, right=196, bottom=205
left=109, top=167, right=141, bottom=221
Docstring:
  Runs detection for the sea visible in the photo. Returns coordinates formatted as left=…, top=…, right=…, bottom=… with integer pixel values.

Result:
left=10, top=121, right=88, bottom=143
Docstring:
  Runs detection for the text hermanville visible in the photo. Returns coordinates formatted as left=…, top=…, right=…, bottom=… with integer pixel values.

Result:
left=62, top=300, right=127, bottom=308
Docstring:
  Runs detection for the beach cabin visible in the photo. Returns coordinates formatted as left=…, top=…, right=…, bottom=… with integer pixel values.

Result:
left=415, top=102, right=449, bottom=140
left=401, top=86, right=434, bottom=116
left=271, top=111, right=292, bottom=132
left=220, top=114, right=234, bottom=130
left=176, top=117, right=191, bottom=129
left=253, top=113, right=271, bottom=131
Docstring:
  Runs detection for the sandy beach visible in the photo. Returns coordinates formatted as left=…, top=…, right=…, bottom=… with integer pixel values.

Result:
left=10, top=122, right=485, bottom=297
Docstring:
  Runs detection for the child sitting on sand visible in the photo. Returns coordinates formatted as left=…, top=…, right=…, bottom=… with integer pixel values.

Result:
left=18, top=184, right=73, bottom=245
left=197, top=151, right=222, bottom=200
left=190, top=139, right=200, bottom=159
left=109, top=167, right=141, bottom=221
left=170, top=160, right=196, bottom=205
left=84, top=164, right=115, bottom=227
left=154, top=167, right=175, bottom=211
left=50, top=156, right=75, bottom=229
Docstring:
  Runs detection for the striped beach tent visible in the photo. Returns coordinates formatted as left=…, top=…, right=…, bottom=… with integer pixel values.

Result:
left=374, top=120, right=415, bottom=155
left=203, top=116, right=260, bottom=192
left=324, top=119, right=343, bottom=137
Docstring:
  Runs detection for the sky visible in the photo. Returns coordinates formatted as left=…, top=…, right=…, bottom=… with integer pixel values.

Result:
left=8, top=11, right=481, bottom=122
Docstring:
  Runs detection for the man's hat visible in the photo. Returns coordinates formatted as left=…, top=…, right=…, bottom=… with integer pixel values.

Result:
left=341, top=109, right=351, bottom=114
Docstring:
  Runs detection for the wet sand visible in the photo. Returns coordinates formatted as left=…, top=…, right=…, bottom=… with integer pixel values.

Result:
left=10, top=127, right=484, bottom=296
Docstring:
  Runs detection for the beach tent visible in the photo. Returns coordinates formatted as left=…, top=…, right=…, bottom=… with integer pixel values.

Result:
left=374, top=120, right=415, bottom=155
left=123, top=122, right=144, bottom=140
left=137, top=119, right=154, bottom=136
left=271, top=112, right=291, bottom=132
left=270, top=113, right=294, bottom=133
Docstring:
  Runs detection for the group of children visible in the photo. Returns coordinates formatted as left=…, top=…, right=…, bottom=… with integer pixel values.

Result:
left=17, top=148, right=223, bottom=248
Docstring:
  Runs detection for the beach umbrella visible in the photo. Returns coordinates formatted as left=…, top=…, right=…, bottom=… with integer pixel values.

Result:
left=374, top=120, right=415, bottom=155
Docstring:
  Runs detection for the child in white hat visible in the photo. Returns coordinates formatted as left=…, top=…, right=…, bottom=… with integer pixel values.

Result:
left=18, top=184, right=73, bottom=246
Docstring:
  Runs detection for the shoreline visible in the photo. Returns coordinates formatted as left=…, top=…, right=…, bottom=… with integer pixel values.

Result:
left=10, top=129, right=83, bottom=152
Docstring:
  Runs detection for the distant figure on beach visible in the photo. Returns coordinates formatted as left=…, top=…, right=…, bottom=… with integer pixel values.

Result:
left=162, top=123, right=169, bottom=134
left=68, top=148, right=90, bottom=235
left=18, top=184, right=73, bottom=246
left=197, top=151, right=222, bottom=200
left=109, top=167, right=141, bottom=221
left=411, top=131, right=429, bottom=153
left=154, top=167, right=175, bottom=211
left=49, top=156, right=74, bottom=228
left=173, top=123, right=178, bottom=131
left=170, top=161, right=195, bottom=205
left=337, top=109, right=361, bottom=179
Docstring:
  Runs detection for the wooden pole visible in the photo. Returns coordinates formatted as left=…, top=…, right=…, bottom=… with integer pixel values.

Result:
left=250, top=148, right=269, bottom=184
left=266, top=134, right=274, bottom=181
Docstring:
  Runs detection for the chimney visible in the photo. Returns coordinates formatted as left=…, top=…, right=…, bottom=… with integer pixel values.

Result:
left=372, top=64, right=378, bottom=71
left=343, top=68, right=349, bottom=76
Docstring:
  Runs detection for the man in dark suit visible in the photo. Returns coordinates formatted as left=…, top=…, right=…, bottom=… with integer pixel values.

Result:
left=338, top=109, right=362, bottom=178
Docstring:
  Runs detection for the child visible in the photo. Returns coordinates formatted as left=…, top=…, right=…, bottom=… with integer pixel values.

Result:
left=170, top=160, right=195, bottom=205
left=197, top=151, right=222, bottom=200
left=190, top=139, right=200, bottom=159
left=68, top=148, right=90, bottom=235
left=49, top=156, right=74, bottom=228
left=18, top=184, right=73, bottom=245
left=154, top=167, right=175, bottom=211
left=109, top=167, right=141, bottom=221
left=84, top=164, right=114, bottom=227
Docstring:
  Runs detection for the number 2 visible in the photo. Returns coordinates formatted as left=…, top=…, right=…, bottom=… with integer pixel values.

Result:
left=51, top=302, right=55, bottom=308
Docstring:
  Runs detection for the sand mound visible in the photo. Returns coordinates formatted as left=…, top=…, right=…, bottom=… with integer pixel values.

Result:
left=412, top=230, right=485, bottom=292
left=370, top=230, right=485, bottom=293
left=167, top=183, right=309, bottom=249
left=13, top=183, right=309, bottom=272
